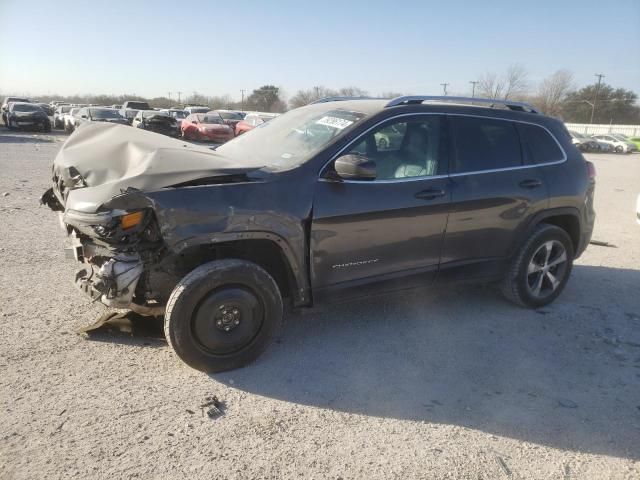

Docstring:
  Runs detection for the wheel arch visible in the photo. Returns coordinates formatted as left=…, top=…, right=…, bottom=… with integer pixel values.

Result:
left=173, top=233, right=310, bottom=307
left=513, top=208, right=582, bottom=258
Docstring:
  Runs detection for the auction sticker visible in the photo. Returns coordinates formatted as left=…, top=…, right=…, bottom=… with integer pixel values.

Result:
left=316, top=116, right=354, bottom=130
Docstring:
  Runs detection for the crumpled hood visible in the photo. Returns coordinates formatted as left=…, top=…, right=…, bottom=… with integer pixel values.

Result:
left=53, top=122, right=264, bottom=213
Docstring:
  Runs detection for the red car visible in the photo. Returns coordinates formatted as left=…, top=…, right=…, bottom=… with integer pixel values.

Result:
left=235, top=112, right=278, bottom=136
left=181, top=113, right=234, bottom=143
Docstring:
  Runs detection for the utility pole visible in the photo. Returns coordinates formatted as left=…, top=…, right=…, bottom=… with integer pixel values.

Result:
left=469, top=81, right=478, bottom=98
left=167, top=92, right=172, bottom=104
left=240, top=89, right=246, bottom=111
left=590, top=73, right=605, bottom=124
left=314, top=86, right=320, bottom=99
left=176, top=91, right=182, bottom=105
left=440, top=83, right=449, bottom=96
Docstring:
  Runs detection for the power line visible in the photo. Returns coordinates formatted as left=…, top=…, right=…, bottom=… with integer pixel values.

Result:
left=469, top=81, right=478, bottom=98
left=440, top=83, right=449, bottom=96
left=590, top=73, right=605, bottom=124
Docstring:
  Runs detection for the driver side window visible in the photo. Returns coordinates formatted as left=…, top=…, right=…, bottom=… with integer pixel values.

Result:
left=347, top=116, right=445, bottom=181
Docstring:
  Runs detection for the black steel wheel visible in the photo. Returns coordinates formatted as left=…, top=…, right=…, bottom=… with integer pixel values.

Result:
left=165, top=259, right=283, bottom=372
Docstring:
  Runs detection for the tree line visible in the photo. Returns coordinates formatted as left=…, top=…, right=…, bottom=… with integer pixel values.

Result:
left=21, top=67, right=640, bottom=124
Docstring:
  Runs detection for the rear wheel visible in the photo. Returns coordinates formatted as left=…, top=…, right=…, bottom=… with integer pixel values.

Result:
left=164, top=259, right=283, bottom=372
left=502, top=224, right=574, bottom=308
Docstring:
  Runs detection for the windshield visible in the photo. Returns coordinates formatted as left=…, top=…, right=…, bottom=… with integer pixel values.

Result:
left=125, top=109, right=139, bottom=119
left=216, top=106, right=367, bottom=170
left=60, top=106, right=72, bottom=113
left=218, top=111, right=243, bottom=120
left=611, top=134, right=628, bottom=141
left=90, top=108, right=122, bottom=119
left=126, top=102, right=150, bottom=110
left=570, top=131, right=587, bottom=140
left=170, top=110, right=187, bottom=119
left=202, top=114, right=224, bottom=124
left=13, top=104, right=42, bottom=112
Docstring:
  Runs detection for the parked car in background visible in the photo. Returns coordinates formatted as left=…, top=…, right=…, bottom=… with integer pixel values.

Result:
left=53, top=105, right=74, bottom=129
left=110, top=104, right=122, bottom=110
left=34, top=103, right=54, bottom=116
left=627, top=136, right=640, bottom=150
left=132, top=110, right=178, bottom=137
left=73, top=107, right=129, bottom=129
left=609, top=134, right=638, bottom=152
left=592, top=134, right=635, bottom=153
left=160, top=109, right=188, bottom=129
left=6, top=102, right=51, bottom=132
left=64, top=108, right=82, bottom=133
left=181, top=112, right=234, bottom=142
left=569, top=131, right=599, bottom=152
left=212, top=110, right=245, bottom=131
left=234, top=112, right=279, bottom=135
left=588, top=135, right=613, bottom=152
left=2, top=96, right=32, bottom=125
left=120, top=101, right=151, bottom=125
left=184, top=105, right=210, bottom=115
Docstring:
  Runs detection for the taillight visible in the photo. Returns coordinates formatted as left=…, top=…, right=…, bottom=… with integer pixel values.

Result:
left=586, top=161, right=596, bottom=179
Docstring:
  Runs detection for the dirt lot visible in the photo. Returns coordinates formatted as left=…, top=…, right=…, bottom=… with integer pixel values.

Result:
left=0, top=128, right=639, bottom=480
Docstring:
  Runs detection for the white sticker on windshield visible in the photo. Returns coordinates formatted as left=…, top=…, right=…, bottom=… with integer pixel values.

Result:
left=316, top=116, right=354, bottom=130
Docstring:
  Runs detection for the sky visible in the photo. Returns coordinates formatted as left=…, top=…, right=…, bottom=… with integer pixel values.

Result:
left=1, top=0, right=639, bottom=101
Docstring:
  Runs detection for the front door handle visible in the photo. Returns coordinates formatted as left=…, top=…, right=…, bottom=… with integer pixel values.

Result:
left=519, top=179, right=543, bottom=189
left=415, top=188, right=446, bottom=200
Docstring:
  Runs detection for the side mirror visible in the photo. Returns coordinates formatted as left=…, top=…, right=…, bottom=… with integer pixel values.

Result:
left=334, top=154, right=376, bottom=180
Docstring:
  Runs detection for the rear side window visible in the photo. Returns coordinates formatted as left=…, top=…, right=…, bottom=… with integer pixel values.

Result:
left=517, top=123, right=565, bottom=164
left=452, top=116, right=522, bottom=173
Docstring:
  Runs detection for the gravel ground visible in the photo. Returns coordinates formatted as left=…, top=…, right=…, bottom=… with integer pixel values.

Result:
left=0, top=128, right=639, bottom=480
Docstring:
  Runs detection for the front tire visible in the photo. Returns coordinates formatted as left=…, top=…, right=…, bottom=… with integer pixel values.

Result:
left=164, top=259, right=283, bottom=372
left=502, top=224, right=574, bottom=308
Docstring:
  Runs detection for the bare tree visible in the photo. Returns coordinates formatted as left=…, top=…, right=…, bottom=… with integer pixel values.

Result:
left=477, top=64, right=529, bottom=100
left=503, top=64, right=529, bottom=100
left=533, top=70, right=574, bottom=116
left=336, top=86, right=368, bottom=97
left=477, top=72, right=505, bottom=99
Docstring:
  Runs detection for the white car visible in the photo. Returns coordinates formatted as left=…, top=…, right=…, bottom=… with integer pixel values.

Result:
left=53, top=105, right=73, bottom=129
left=63, top=108, right=81, bottom=133
left=592, top=134, right=635, bottom=153
left=610, top=134, right=638, bottom=152
left=637, top=194, right=640, bottom=225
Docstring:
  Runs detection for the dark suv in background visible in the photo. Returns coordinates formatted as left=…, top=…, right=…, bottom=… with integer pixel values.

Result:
left=42, top=96, right=595, bottom=372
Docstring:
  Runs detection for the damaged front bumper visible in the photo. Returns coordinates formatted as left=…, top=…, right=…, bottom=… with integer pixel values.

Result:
left=74, top=252, right=143, bottom=308
left=48, top=198, right=166, bottom=314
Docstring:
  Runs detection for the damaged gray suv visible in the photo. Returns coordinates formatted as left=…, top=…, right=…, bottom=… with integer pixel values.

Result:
left=42, top=96, right=596, bottom=372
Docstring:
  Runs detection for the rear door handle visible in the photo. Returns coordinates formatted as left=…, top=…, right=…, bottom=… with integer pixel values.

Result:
left=415, top=188, right=446, bottom=200
left=519, top=179, right=543, bottom=189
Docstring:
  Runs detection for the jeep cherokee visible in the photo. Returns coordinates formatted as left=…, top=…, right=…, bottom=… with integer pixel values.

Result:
left=41, top=95, right=596, bottom=372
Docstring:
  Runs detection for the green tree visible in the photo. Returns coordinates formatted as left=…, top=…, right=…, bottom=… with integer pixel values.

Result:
left=562, top=84, right=640, bottom=124
left=245, top=85, right=285, bottom=112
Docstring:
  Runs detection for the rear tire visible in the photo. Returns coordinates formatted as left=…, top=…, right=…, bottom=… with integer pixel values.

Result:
left=164, top=259, right=283, bottom=373
left=501, top=224, right=574, bottom=308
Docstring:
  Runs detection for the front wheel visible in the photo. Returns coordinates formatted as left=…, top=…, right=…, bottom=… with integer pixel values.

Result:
left=502, top=224, right=574, bottom=308
left=615, top=145, right=624, bottom=153
left=164, top=259, right=283, bottom=372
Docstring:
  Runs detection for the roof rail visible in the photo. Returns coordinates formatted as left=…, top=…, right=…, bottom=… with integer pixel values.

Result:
left=385, top=95, right=540, bottom=114
left=309, top=96, right=382, bottom=105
